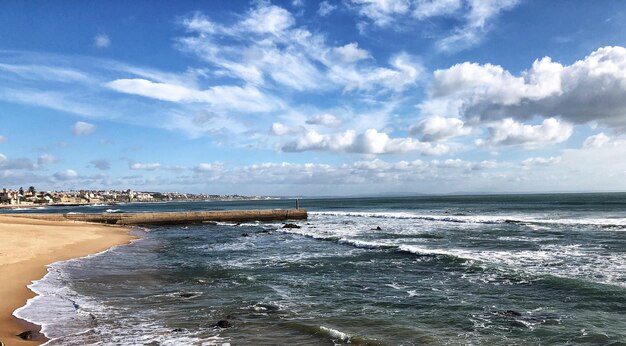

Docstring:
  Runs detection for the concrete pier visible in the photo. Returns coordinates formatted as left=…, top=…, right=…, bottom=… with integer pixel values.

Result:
left=4, top=209, right=307, bottom=225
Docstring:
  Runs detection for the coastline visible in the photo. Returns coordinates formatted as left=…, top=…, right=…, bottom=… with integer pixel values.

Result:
left=0, top=215, right=134, bottom=345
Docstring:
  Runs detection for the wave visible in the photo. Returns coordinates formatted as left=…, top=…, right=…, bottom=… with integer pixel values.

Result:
left=310, top=211, right=626, bottom=228
left=277, top=227, right=626, bottom=289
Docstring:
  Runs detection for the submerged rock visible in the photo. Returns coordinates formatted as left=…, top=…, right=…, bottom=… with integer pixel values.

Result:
left=241, top=233, right=250, bottom=237
left=171, top=328, right=186, bottom=333
left=216, top=320, right=232, bottom=328
left=371, top=226, right=382, bottom=230
left=498, top=310, right=522, bottom=317
left=178, top=292, right=196, bottom=298
left=282, top=223, right=301, bottom=229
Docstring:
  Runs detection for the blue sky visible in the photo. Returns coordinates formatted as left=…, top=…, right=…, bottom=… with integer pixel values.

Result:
left=1, top=0, right=626, bottom=196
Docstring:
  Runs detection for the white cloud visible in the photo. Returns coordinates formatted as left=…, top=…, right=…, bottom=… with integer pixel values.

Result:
left=0, top=88, right=100, bottom=117
left=105, top=79, right=280, bottom=113
left=330, top=53, right=423, bottom=92
left=413, top=0, right=462, bottom=19
left=425, top=46, right=626, bottom=130
left=0, top=153, right=5, bottom=162
left=410, top=116, right=471, bottom=142
left=582, top=132, right=611, bottom=149
left=333, top=43, right=370, bottom=63
left=130, top=162, right=162, bottom=171
left=240, top=4, right=295, bottom=35
left=349, top=0, right=519, bottom=51
left=37, top=154, right=58, bottom=165
left=270, top=122, right=299, bottom=136
left=94, top=34, right=111, bottom=48
left=476, top=118, right=572, bottom=148
left=431, top=158, right=496, bottom=170
left=436, top=0, right=520, bottom=52
left=0, top=63, right=91, bottom=83
left=521, top=156, right=561, bottom=167
left=72, top=121, right=96, bottom=136
left=318, top=1, right=337, bottom=16
left=53, top=169, right=78, bottom=180
left=350, top=0, right=411, bottom=27
left=281, top=128, right=449, bottom=155
left=0, top=135, right=5, bottom=144
left=178, top=5, right=423, bottom=94
left=194, top=162, right=224, bottom=173
left=305, top=113, right=342, bottom=127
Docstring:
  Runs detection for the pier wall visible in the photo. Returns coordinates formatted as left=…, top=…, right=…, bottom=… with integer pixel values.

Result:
left=4, top=209, right=307, bottom=225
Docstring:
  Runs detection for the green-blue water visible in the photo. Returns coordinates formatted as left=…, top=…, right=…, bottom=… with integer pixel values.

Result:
left=12, top=194, right=626, bottom=345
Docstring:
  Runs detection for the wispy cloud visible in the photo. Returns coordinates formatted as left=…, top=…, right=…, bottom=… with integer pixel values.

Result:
left=72, top=121, right=96, bottom=135
left=94, top=33, right=111, bottom=48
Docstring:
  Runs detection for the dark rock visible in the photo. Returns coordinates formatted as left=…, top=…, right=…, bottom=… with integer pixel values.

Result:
left=241, top=233, right=250, bottom=237
left=498, top=310, right=522, bottom=317
left=17, top=331, right=38, bottom=340
left=370, top=226, right=382, bottom=230
left=171, top=328, right=186, bottom=333
left=216, top=320, right=232, bottom=328
left=282, top=223, right=301, bottom=229
left=258, top=229, right=271, bottom=234
left=179, top=292, right=196, bottom=298
left=144, top=341, right=160, bottom=346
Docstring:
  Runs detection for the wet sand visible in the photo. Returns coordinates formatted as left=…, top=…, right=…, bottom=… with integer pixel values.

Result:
left=0, top=215, right=133, bottom=345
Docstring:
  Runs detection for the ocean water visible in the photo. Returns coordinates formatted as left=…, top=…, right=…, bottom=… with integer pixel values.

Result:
left=9, top=194, right=626, bottom=345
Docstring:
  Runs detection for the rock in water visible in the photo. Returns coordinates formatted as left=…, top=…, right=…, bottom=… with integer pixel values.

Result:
left=171, top=328, right=186, bottom=333
left=241, top=233, right=250, bottom=237
left=17, top=331, right=37, bottom=340
left=216, top=320, right=232, bottom=328
left=179, top=292, right=196, bottom=298
left=282, top=223, right=301, bottom=229
left=497, top=310, right=522, bottom=317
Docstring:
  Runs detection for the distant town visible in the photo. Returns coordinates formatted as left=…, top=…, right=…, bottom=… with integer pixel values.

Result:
left=0, top=186, right=271, bottom=207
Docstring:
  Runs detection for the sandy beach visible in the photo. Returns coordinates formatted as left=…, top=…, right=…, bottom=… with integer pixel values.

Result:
left=0, top=215, right=133, bottom=345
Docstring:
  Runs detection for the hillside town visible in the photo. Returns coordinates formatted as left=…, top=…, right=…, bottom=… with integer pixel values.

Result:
left=0, top=187, right=266, bottom=207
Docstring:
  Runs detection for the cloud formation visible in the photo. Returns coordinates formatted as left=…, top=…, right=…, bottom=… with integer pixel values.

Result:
left=72, top=121, right=96, bottom=135
left=410, top=116, right=471, bottom=142
left=349, top=0, right=520, bottom=51
left=53, top=169, right=78, bottom=180
left=177, top=4, right=423, bottom=94
left=477, top=118, right=572, bottom=148
left=425, top=46, right=626, bottom=130
left=281, top=128, right=449, bottom=155
left=38, top=154, right=58, bottom=165
left=94, top=34, right=111, bottom=48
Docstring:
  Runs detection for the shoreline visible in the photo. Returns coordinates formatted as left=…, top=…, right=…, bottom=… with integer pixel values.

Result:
left=0, top=215, right=135, bottom=345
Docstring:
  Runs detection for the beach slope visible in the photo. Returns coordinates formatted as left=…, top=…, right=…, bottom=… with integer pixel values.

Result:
left=0, top=215, right=133, bottom=345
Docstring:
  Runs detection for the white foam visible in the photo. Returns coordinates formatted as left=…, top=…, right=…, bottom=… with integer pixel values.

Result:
left=310, top=211, right=626, bottom=228
left=320, top=326, right=350, bottom=342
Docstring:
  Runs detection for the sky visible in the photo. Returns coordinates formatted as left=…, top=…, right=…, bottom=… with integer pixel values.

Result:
left=1, top=0, right=626, bottom=196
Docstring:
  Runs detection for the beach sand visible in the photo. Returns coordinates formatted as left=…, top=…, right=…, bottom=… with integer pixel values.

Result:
left=0, top=215, right=133, bottom=345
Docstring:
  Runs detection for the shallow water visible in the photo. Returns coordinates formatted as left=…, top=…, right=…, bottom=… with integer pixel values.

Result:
left=12, top=194, right=626, bottom=345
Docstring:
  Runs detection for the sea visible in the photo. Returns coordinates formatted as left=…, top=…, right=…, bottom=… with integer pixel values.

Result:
left=5, top=193, right=626, bottom=345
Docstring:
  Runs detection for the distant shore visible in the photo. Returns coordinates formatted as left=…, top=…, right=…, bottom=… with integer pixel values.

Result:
left=0, top=215, right=134, bottom=345
left=0, top=197, right=277, bottom=210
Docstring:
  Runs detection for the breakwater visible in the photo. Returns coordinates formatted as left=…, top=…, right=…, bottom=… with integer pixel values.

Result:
left=4, top=209, right=307, bottom=225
